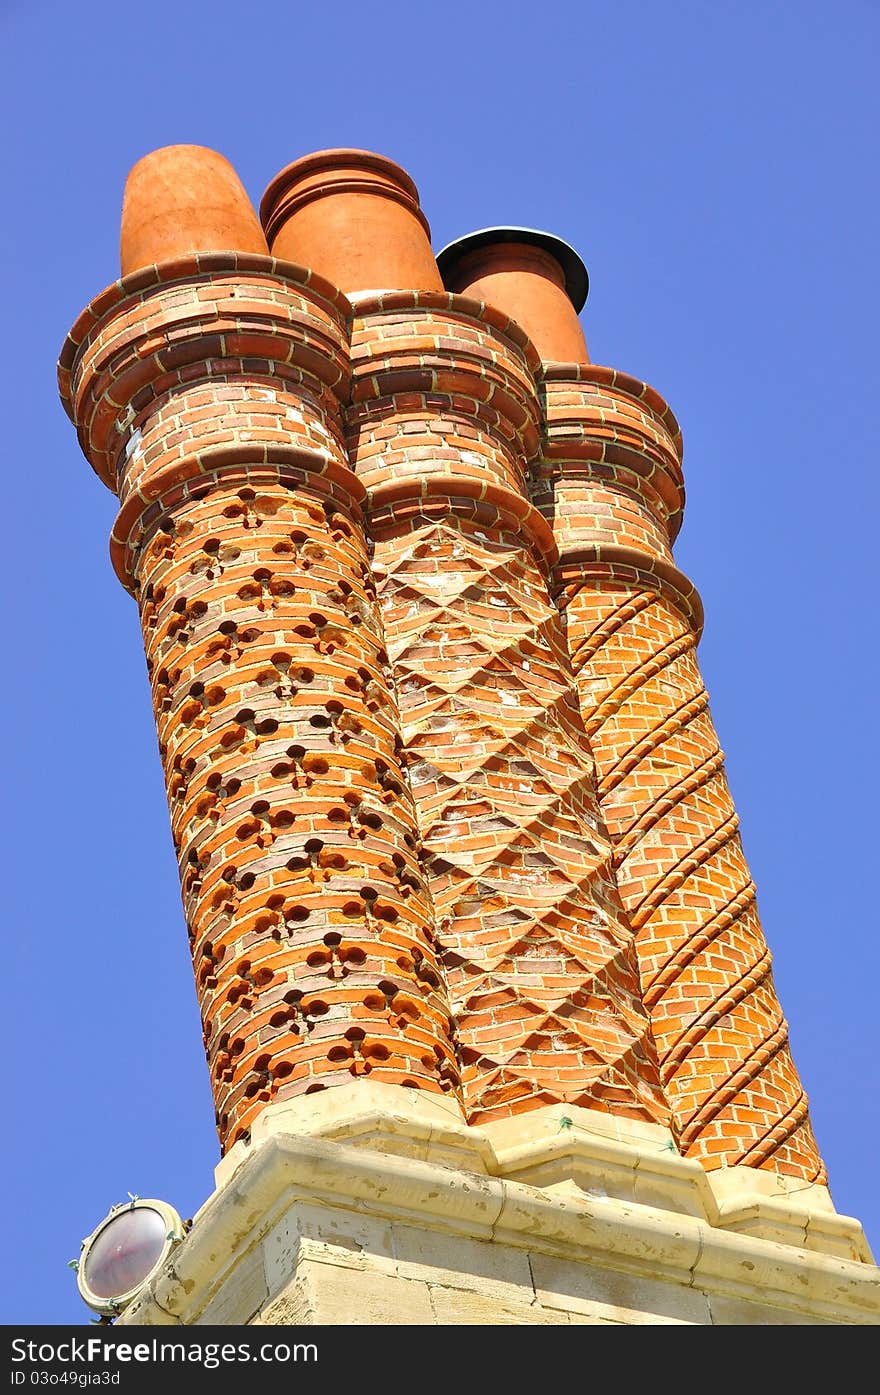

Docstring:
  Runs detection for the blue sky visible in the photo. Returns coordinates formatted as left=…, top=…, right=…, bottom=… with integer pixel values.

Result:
left=2, top=0, right=877, bottom=1324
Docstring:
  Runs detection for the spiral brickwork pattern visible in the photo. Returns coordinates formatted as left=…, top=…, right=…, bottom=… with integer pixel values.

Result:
left=540, top=365, right=825, bottom=1179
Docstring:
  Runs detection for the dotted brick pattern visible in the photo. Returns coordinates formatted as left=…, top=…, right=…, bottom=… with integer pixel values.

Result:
left=542, top=366, right=825, bottom=1181
left=348, top=299, right=669, bottom=1127
left=64, top=260, right=460, bottom=1148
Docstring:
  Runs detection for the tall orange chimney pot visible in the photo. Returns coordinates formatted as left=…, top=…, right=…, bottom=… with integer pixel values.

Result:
left=260, top=148, right=443, bottom=296
left=438, top=228, right=590, bottom=364
left=120, top=144, right=268, bottom=275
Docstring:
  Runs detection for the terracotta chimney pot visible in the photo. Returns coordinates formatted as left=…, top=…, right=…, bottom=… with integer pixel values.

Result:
left=260, top=148, right=443, bottom=296
left=437, top=228, right=590, bottom=364
left=120, top=144, right=268, bottom=276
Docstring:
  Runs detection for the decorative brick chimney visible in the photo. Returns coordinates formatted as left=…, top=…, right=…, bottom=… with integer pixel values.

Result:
left=439, top=228, right=824, bottom=1182
left=59, top=146, right=880, bottom=1326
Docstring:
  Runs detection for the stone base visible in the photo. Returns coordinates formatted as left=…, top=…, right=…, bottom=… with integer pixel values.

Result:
left=118, top=1084, right=879, bottom=1326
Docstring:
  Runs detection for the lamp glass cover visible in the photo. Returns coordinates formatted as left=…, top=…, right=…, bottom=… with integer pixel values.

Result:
left=82, top=1206, right=167, bottom=1299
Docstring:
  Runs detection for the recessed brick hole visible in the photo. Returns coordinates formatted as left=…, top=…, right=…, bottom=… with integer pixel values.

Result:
left=197, top=961, right=216, bottom=989
left=394, top=997, right=419, bottom=1020
left=302, top=754, right=329, bottom=775
left=415, top=960, right=441, bottom=990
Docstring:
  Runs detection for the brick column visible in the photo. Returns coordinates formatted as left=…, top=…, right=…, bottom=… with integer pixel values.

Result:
left=439, top=230, right=825, bottom=1180
left=263, top=154, right=670, bottom=1130
left=59, top=147, right=460, bottom=1153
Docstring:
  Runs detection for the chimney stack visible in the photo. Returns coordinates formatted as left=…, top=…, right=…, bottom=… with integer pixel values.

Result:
left=58, top=145, right=878, bottom=1327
